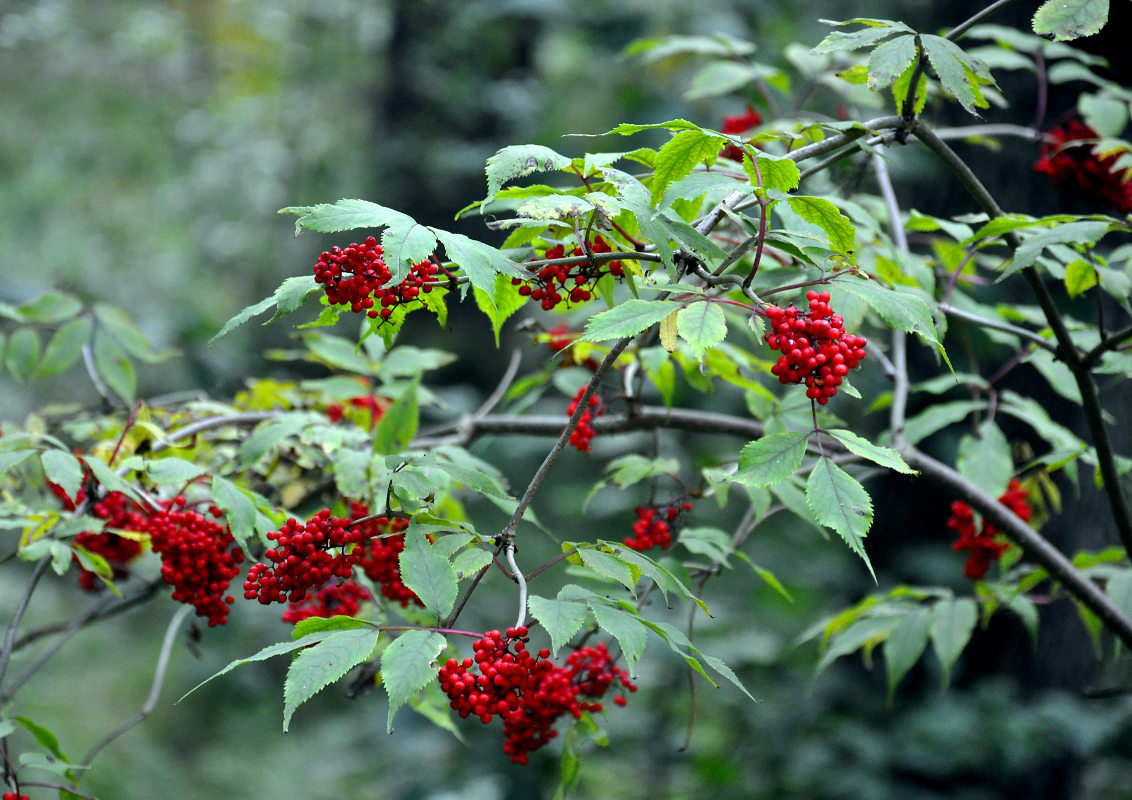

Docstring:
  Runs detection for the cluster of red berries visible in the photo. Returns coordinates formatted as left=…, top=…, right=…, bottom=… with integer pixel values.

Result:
left=312, top=237, right=441, bottom=320
left=147, top=497, right=244, bottom=627
left=3, top=792, right=29, bottom=800
left=625, top=500, right=693, bottom=551
left=763, top=291, right=867, bottom=404
left=512, top=236, right=624, bottom=310
left=352, top=504, right=419, bottom=608
left=566, top=386, right=604, bottom=453
left=719, top=105, right=763, bottom=161
left=947, top=478, right=1032, bottom=580
left=282, top=580, right=372, bottom=624
left=1034, top=120, right=1132, bottom=214
left=437, top=628, right=635, bottom=763
left=49, top=481, right=146, bottom=591
left=325, top=394, right=388, bottom=428
left=543, top=324, right=600, bottom=371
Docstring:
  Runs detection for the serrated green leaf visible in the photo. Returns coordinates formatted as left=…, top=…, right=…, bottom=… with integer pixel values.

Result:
left=14, top=716, right=69, bottom=763
left=1008, top=220, right=1112, bottom=276
left=1033, top=0, right=1109, bottom=42
left=604, top=454, right=680, bottom=488
left=930, top=597, right=977, bottom=687
left=528, top=592, right=590, bottom=655
left=373, top=377, right=419, bottom=455
left=836, top=278, right=941, bottom=347
left=383, top=221, right=438, bottom=285
left=806, top=458, right=874, bottom=578
left=582, top=299, right=676, bottom=342
left=451, top=547, right=492, bottom=580
left=473, top=273, right=529, bottom=345
left=685, top=60, right=763, bottom=100
left=17, top=293, right=82, bottom=325
left=893, top=57, right=929, bottom=116
left=270, top=276, right=320, bottom=321
left=434, top=229, right=527, bottom=299
left=5, top=327, right=40, bottom=383
left=601, top=543, right=710, bottom=616
left=283, top=627, right=380, bottom=731
left=651, top=130, right=726, bottom=203
left=292, top=615, right=370, bottom=639
left=40, top=449, right=84, bottom=500
left=484, top=144, right=573, bottom=204
left=34, top=315, right=92, bottom=378
left=733, top=431, right=809, bottom=488
left=744, top=153, right=801, bottom=193
left=144, top=456, right=208, bottom=485
left=826, top=428, right=916, bottom=474
left=399, top=531, right=457, bottom=618
left=92, top=330, right=135, bottom=404
left=921, top=35, right=992, bottom=117
left=588, top=602, right=648, bottom=673
left=209, top=295, right=276, bottom=345
left=211, top=475, right=257, bottom=552
left=956, top=421, right=1013, bottom=498
left=884, top=607, right=930, bottom=702
left=787, top=196, right=856, bottom=255
left=382, top=629, right=446, bottom=732
left=579, top=548, right=637, bottom=591
left=281, top=198, right=413, bottom=235
left=601, top=167, right=676, bottom=269
left=810, top=21, right=911, bottom=55
left=676, top=302, right=727, bottom=361
left=867, top=34, right=919, bottom=90
left=81, top=455, right=141, bottom=501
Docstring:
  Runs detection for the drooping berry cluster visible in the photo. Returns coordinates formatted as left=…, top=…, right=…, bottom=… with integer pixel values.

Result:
left=147, top=498, right=244, bottom=627
left=763, top=291, right=867, bottom=404
left=512, top=236, right=624, bottom=310
left=50, top=482, right=146, bottom=591
left=437, top=628, right=635, bottom=763
left=947, top=478, right=1033, bottom=579
left=352, top=504, right=418, bottom=607
left=282, top=580, right=372, bottom=624
left=625, top=500, right=693, bottom=551
left=566, top=386, right=604, bottom=453
left=719, top=105, right=763, bottom=162
left=312, top=237, right=440, bottom=320
left=1034, top=119, right=1132, bottom=213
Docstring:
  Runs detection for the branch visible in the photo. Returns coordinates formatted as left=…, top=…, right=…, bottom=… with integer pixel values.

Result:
left=1082, top=324, right=1132, bottom=369
left=946, top=0, right=1023, bottom=41
left=0, top=557, right=52, bottom=692
left=938, top=304, right=1059, bottom=353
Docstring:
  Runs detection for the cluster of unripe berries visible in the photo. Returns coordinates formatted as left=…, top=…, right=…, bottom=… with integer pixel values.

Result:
left=947, top=478, right=1032, bottom=579
left=512, top=235, right=624, bottom=310
left=56, top=487, right=242, bottom=627
left=312, top=237, right=440, bottom=320
left=763, top=291, right=867, bottom=404
left=625, top=500, right=693, bottom=551
left=245, top=502, right=418, bottom=620
left=566, top=386, right=604, bottom=453
left=437, top=627, right=635, bottom=763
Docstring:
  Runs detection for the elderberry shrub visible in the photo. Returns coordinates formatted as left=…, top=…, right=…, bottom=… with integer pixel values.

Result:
left=437, top=627, right=636, bottom=763
left=763, top=291, right=867, bottom=404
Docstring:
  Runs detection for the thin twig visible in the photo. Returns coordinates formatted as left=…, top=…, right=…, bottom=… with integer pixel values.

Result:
left=945, top=0, right=1022, bottom=41
left=505, top=545, right=527, bottom=630
left=938, top=304, right=1059, bottom=352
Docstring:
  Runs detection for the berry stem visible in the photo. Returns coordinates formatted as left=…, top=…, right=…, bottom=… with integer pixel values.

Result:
left=504, top=544, right=527, bottom=631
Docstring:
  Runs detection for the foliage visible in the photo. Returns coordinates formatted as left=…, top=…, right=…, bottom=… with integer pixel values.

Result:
left=3, top=0, right=1132, bottom=797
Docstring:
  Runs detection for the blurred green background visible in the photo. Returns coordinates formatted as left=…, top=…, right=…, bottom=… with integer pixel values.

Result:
left=5, top=1, right=1132, bottom=798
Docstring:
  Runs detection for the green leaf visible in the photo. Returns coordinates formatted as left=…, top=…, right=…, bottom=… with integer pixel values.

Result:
left=582, top=299, right=676, bottom=342
left=0, top=449, right=36, bottom=478
left=145, top=456, right=208, bottom=485
left=372, top=377, right=419, bottom=455
left=956, top=421, right=1013, bottom=498
left=651, top=130, right=725, bottom=203
left=383, top=221, right=438, bottom=284
left=528, top=591, right=590, bottom=655
left=826, top=429, right=916, bottom=474
left=281, top=198, right=411, bottom=235
left=398, top=531, right=458, bottom=618
left=434, top=229, right=526, bottom=299
left=40, top=450, right=84, bottom=500
left=451, top=547, right=493, bottom=580
left=1064, top=259, right=1098, bottom=298
left=744, top=153, right=801, bottom=193
left=684, top=60, right=764, bottom=100
left=836, top=278, right=942, bottom=347
left=675, top=302, right=727, bottom=361
left=604, top=454, right=679, bottom=488
left=92, top=330, right=136, bottom=404
left=34, top=316, right=92, bottom=378
left=884, top=607, right=930, bottom=702
left=806, top=457, right=875, bottom=577
left=93, top=304, right=172, bottom=364
left=587, top=602, right=648, bottom=673
left=867, top=34, right=919, bottom=90
left=484, top=144, right=573, bottom=204
left=810, top=19, right=913, bottom=54
left=930, top=597, right=977, bottom=687
left=283, top=627, right=380, bottom=731
left=579, top=548, right=638, bottom=591
left=1008, top=220, right=1112, bottom=276
left=209, top=295, right=276, bottom=345
left=733, top=431, right=809, bottom=488
left=787, top=196, right=856, bottom=255
left=921, top=35, right=992, bottom=117
left=81, top=455, right=141, bottom=501
left=1033, top=0, right=1109, bottom=41
left=474, top=274, right=529, bottom=345
left=627, top=33, right=755, bottom=63
left=211, top=476, right=258, bottom=552
left=179, top=628, right=369, bottom=702
left=17, top=293, right=82, bottom=325
left=601, top=167, right=678, bottom=269
left=382, top=630, right=446, bottom=732
left=292, top=615, right=370, bottom=640
left=5, top=327, right=40, bottom=383
left=14, top=716, right=70, bottom=763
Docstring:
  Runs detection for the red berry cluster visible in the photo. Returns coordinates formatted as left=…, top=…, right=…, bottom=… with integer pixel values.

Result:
left=947, top=478, right=1032, bottom=580
left=566, top=386, right=604, bottom=453
left=352, top=505, right=419, bottom=608
left=543, top=324, right=600, bottom=371
left=625, top=500, right=693, bottom=551
left=50, top=483, right=145, bottom=591
left=512, top=236, right=624, bottom=310
left=719, top=105, right=763, bottom=161
left=148, top=498, right=244, bottom=627
left=437, top=628, right=635, bottom=764
left=3, top=792, right=29, bottom=800
left=1034, top=120, right=1132, bottom=214
left=244, top=509, right=367, bottom=606
left=326, top=394, right=388, bottom=428
left=312, top=237, right=440, bottom=320
left=763, top=291, right=867, bottom=404
left=282, top=580, right=372, bottom=624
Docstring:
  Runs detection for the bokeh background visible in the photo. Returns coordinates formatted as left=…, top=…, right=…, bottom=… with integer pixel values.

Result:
left=4, top=1, right=1132, bottom=798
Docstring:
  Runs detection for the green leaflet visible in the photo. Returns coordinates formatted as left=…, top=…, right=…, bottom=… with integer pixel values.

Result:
left=382, top=630, right=447, bottom=732
left=733, top=431, right=809, bottom=488
left=805, top=457, right=875, bottom=579
left=528, top=590, right=591, bottom=655
left=920, top=35, right=994, bottom=118
left=483, top=144, right=573, bottom=204
left=866, top=34, right=918, bottom=91
left=930, top=597, right=977, bottom=687
left=398, top=530, right=458, bottom=619
left=675, top=302, right=727, bottom=361
left=1033, top=0, right=1109, bottom=42
left=34, top=315, right=92, bottom=378
left=786, top=195, right=856, bottom=255
left=825, top=428, right=916, bottom=474
left=283, top=628, right=381, bottom=732
left=651, top=129, right=726, bottom=203
left=956, top=421, right=1013, bottom=498
left=582, top=299, right=677, bottom=342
